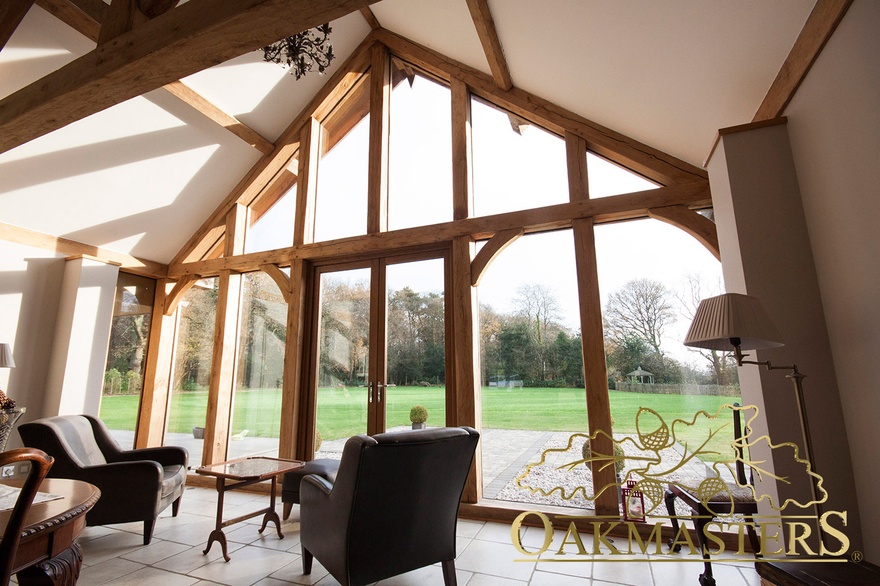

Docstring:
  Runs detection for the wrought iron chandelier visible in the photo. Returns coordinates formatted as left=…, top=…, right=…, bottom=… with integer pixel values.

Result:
left=262, top=24, right=335, bottom=80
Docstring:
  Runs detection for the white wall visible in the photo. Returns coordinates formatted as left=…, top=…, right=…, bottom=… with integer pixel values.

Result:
left=0, top=240, right=65, bottom=446
left=783, top=0, right=880, bottom=560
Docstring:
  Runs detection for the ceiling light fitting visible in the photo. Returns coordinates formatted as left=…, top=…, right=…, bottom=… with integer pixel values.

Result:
left=262, top=24, right=335, bottom=80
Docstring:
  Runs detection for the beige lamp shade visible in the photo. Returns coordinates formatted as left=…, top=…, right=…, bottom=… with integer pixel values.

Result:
left=0, top=344, right=14, bottom=368
left=683, top=293, right=785, bottom=351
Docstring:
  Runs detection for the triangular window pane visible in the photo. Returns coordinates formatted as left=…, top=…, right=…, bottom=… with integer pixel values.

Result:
left=587, top=152, right=658, bottom=198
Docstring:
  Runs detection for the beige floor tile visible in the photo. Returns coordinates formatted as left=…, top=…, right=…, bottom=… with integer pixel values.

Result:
left=153, top=543, right=245, bottom=575
left=78, top=557, right=145, bottom=585
left=527, top=570, right=590, bottom=585
left=81, top=531, right=148, bottom=566
left=102, top=566, right=201, bottom=585
left=456, top=539, right=536, bottom=582
left=466, top=574, right=529, bottom=585
left=121, top=539, right=193, bottom=565
left=188, top=544, right=295, bottom=586
left=590, top=557, right=654, bottom=585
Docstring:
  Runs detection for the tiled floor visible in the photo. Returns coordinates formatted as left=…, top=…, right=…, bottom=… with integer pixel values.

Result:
left=60, top=485, right=762, bottom=586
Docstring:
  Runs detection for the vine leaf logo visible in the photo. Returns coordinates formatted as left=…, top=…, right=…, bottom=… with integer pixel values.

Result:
left=514, top=404, right=827, bottom=514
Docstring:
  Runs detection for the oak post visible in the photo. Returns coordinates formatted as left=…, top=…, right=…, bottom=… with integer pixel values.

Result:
left=136, top=278, right=175, bottom=447
left=572, top=217, right=618, bottom=515
left=280, top=259, right=308, bottom=460
left=202, top=204, right=245, bottom=465
left=367, top=43, right=390, bottom=234
left=451, top=235, right=482, bottom=503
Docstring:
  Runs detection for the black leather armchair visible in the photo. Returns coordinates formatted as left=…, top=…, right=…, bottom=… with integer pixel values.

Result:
left=300, top=426, right=479, bottom=586
left=18, top=414, right=187, bottom=545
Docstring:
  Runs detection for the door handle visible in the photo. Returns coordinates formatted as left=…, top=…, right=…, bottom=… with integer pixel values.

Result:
left=376, top=382, right=385, bottom=403
left=368, top=382, right=374, bottom=403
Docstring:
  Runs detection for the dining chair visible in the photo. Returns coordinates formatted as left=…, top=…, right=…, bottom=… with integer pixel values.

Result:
left=0, top=448, right=53, bottom=586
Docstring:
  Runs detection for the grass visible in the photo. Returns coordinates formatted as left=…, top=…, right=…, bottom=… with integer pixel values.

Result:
left=99, top=386, right=742, bottom=460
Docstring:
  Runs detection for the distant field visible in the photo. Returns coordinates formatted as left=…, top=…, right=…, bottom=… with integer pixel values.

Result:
left=100, top=386, right=741, bottom=459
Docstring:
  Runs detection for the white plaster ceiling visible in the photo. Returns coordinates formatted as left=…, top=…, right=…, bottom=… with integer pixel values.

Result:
left=0, top=0, right=815, bottom=264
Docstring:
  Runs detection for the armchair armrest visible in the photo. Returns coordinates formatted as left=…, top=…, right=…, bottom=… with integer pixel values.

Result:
left=117, top=446, right=188, bottom=468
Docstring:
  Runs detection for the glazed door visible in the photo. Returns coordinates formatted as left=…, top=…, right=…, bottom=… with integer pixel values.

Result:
left=311, top=254, right=447, bottom=452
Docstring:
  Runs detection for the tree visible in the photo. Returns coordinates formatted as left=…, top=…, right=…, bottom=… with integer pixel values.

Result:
left=604, top=278, right=676, bottom=356
left=676, top=273, right=738, bottom=386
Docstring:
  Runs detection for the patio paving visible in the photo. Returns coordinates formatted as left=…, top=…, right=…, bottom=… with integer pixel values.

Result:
left=109, top=426, right=730, bottom=515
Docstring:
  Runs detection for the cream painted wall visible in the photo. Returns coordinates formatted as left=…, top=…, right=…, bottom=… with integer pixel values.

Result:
left=783, top=0, right=880, bottom=561
left=0, top=240, right=65, bottom=447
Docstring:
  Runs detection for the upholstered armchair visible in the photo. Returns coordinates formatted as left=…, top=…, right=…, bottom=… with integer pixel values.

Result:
left=300, top=426, right=479, bottom=586
left=18, top=414, right=187, bottom=545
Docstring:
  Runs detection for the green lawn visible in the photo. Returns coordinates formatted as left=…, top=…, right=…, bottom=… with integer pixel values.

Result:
left=100, top=386, right=741, bottom=460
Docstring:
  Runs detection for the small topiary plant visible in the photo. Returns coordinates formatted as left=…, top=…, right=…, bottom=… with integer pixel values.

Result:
left=315, top=429, right=323, bottom=452
left=409, top=405, right=428, bottom=424
left=581, top=438, right=626, bottom=476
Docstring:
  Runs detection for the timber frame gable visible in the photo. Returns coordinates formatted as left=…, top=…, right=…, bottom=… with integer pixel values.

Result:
left=168, top=28, right=715, bottom=278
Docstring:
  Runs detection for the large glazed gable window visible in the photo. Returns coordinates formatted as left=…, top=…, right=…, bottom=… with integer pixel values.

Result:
left=387, top=61, right=452, bottom=230
left=471, top=97, right=568, bottom=216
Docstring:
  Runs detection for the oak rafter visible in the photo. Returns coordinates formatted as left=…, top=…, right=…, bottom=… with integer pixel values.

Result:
left=0, top=0, right=378, bottom=154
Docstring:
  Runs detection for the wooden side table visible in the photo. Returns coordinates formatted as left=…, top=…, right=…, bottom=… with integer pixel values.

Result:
left=196, top=456, right=304, bottom=561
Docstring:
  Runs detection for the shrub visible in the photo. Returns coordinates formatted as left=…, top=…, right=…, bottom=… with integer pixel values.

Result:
left=409, top=405, right=429, bottom=424
left=581, top=438, right=626, bottom=476
left=315, top=429, right=323, bottom=452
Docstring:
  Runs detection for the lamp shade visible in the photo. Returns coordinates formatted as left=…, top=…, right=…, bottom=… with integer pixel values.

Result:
left=0, top=344, right=14, bottom=368
left=683, top=293, right=784, bottom=351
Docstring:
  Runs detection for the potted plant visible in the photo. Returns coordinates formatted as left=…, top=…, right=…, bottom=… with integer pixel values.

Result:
left=409, top=405, right=428, bottom=430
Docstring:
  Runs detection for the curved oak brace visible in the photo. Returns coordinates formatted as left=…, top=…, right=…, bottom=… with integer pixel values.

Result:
left=470, top=228, right=524, bottom=286
left=260, top=264, right=291, bottom=304
left=163, top=275, right=197, bottom=316
left=647, top=205, right=720, bottom=261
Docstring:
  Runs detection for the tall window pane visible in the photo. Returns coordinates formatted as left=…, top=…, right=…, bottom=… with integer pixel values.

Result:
left=595, top=218, right=740, bottom=505
left=478, top=230, right=591, bottom=509
left=314, top=74, right=370, bottom=242
left=471, top=97, right=568, bottom=217
left=101, top=273, right=155, bottom=449
left=387, top=63, right=452, bottom=230
left=246, top=174, right=296, bottom=253
left=228, top=272, right=288, bottom=458
left=385, top=258, right=447, bottom=430
left=164, top=278, right=217, bottom=466
left=315, top=268, right=371, bottom=457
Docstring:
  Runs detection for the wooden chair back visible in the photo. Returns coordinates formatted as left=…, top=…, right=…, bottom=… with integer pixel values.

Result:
left=0, top=448, right=53, bottom=585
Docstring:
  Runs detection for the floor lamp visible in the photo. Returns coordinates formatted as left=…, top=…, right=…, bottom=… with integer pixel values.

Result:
left=682, top=293, right=824, bottom=542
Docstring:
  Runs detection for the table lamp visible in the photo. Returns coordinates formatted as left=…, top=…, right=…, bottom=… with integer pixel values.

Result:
left=0, top=343, right=14, bottom=395
left=683, top=293, right=823, bottom=529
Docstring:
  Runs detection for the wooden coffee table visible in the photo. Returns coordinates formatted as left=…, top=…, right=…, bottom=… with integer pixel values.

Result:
left=196, top=456, right=303, bottom=561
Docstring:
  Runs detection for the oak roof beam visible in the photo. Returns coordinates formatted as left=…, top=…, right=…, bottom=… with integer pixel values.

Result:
left=465, top=0, right=512, bottom=91
left=0, top=0, right=378, bottom=154
left=0, top=1, right=35, bottom=52
left=168, top=181, right=711, bottom=278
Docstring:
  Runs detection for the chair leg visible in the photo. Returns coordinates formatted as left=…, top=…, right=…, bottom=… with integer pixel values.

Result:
left=745, top=515, right=761, bottom=558
left=664, top=489, right=682, bottom=552
left=283, top=501, right=293, bottom=520
left=172, top=495, right=182, bottom=517
left=694, top=507, right=715, bottom=586
left=441, top=559, right=457, bottom=586
left=302, top=545, right=313, bottom=575
left=143, top=518, right=156, bottom=545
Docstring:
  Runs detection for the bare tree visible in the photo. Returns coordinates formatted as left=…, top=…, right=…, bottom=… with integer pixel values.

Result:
left=676, top=273, right=737, bottom=385
left=604, top=278, right=675, bottom=356
left=514, top=284, right=560, bottom=346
